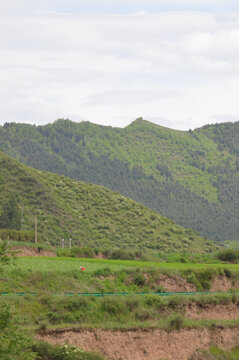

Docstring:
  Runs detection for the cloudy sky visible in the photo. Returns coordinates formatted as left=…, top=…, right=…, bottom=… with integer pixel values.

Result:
left=1, top=0, right=239, bottom=130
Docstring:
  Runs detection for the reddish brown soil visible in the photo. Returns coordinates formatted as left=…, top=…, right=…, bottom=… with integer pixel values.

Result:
left=37, top=327, right=239, bottom=360
left=14, top=246, right=56, bottom=257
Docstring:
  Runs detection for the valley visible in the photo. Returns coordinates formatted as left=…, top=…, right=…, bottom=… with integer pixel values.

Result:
left=1, top=119, right=239, bottom=359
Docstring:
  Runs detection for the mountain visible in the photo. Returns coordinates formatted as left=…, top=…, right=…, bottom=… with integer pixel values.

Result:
left=0, top=118, right=239, bottom=241
left=0, top=149, right=215, bottom=253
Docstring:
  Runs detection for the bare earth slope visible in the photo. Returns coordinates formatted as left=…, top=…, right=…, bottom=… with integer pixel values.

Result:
left=38, top=327, right=239, bottom=360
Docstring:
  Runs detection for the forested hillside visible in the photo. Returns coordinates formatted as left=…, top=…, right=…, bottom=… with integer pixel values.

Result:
left=0, top=150, right=214, bottom=253
left=1, top=118, right=239, bottom=241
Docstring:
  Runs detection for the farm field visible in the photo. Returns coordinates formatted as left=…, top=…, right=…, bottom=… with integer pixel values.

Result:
left=15, top=256, right=239, bottom=273
left=2, top=254, right=239, bottom=360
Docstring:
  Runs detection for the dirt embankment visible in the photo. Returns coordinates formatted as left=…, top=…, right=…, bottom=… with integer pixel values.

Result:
left=37, top=327, right=239, bottom=360
left=14, top=246, right=56, bottom=257
left=186, top=302, right=239, bottom=320
left=211, top=276, right=238, bottom=292
left=157, top=275, right=239, bottom=293
left=158, top=275, right=196, bottom=292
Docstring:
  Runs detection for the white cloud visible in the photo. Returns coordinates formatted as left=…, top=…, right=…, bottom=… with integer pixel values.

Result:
left=1, top=6, right=239, bottom=129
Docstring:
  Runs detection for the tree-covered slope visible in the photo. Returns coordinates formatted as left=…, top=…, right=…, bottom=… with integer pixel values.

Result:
left=1, top=118, right=239, bottom=241
left=0, top=150, right=215, bottom=253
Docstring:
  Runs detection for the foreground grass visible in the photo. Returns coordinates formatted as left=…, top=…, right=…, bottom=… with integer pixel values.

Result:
left=2, top=291, right=239, bottom=330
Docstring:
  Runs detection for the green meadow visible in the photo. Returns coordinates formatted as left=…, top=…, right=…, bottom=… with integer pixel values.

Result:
left=14, top=256, right=239, bottom=273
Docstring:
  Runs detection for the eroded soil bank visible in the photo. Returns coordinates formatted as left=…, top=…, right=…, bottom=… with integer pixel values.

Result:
left=186, top=303, right=239, bottom=320
left=37, top=327, right=239, bottom=360
left=14, top=246, right=56, bottom=257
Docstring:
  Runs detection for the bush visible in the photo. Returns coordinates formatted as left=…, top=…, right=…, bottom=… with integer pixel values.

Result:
left=0, top=229, right=38, bottom=243
left=32, top=341, right=105, bottom=360
left=101, top=296, right=125, bottom=315
left=59, top=296, right=89, bottom=311
left=38, top=321, right=48, bottom=331
left=167, top=313, right=185, bottom=331
left=93, top=267, right=112, bottom=277
left=110, top=249, right=134, bottom=260
left=135, top=308, right=153, bottom=321
left=217, top=249, right=239, bottom=262
left=133, top=273, right=146, bottom=286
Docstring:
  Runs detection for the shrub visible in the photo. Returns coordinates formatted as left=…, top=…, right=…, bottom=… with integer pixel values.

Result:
left=110, top=249, right=134, bottom=260
left=125, top=296, right=140, bottom=311
left=0, top=229, right=35, bottom=243
left=217, top=249, right=239, bottom=262
left=167, top=313, right=185, bottom=331
left=32, top=341, right=105, bottom=360
left=47, top=311, right=61, bottom=324
left=223, top=268, right=233, bottom=278
left=93, top=267, right=112, bottom=277
left=135, top=308, right=153, bottom=321
left=59, top=296, right=89, bottom=312
left=133, top=273, right=146, bottom=286
left=38, top=321, right=48, bottom=331
left=101, top=297, right=125, bottom=315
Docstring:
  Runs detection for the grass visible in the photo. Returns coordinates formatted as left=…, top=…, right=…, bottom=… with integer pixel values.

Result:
left=1, top=256, right=239, bottom=336
left=192, top=345, right=239, bottom=359
left=1, top=255, right=239, bottom=331
left=3, top=292, right=239, bottom=332
left=14, top=256, right=239, bottom=273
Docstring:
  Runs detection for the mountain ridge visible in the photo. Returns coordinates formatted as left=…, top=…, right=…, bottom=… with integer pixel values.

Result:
left=0, top=149, right=216, bottom=253
left=1, top=118, right=239, bottom=241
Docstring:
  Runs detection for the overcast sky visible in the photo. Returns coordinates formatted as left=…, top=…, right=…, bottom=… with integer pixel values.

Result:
left=1, top=1, right=239, bottom=130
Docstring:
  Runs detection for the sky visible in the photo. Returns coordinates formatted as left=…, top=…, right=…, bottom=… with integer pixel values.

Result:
left=1, top=1, right=239, bottom=130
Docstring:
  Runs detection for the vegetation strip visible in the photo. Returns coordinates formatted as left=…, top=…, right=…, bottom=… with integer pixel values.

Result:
left=0, top=290, right=228, bottom=296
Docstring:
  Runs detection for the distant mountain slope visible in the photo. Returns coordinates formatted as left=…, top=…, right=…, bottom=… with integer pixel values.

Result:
left=0, top=118, right=239, bottom=241
left=0, top=150, right=215, bottom=253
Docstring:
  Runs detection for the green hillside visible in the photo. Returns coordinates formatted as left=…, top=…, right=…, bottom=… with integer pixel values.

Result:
left=0, top=149, right=216, bottom=253
left=1, top=118, right=239, bottom=241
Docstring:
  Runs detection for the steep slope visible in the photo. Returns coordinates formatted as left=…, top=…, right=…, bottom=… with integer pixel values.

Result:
left=0, top=150, right=215, bottom=253
left=0, top=118, right=239, bottom=241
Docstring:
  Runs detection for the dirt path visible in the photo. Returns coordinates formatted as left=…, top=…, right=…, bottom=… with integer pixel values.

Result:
left=37, top=327, right=239, bottom=360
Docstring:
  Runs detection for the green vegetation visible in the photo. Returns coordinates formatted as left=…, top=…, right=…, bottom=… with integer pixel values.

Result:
left=0, top=304, right=35, bottom=360
left=32, top=342, right=104, bottom=360
left=1, top=256, right=239, bottom=330
left=0, top=241, right=15, bottom=269
left=0, top=149, right=217, bottom=253
left=0, top=229, right=35, bottom=243
left=0, top=303, right=105, bottom=360
left=192, top=345, right=239, bottom=360
left=12, top=256, right=239, bottom=275
left=1, top=118, right=239, bottom=241
left=217, top=249, right=239, bottom=262
left=1, top=256, right=239, bottom=360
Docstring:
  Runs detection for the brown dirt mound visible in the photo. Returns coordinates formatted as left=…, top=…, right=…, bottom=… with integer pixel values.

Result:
left=14, top=246, right=56, bottom=257
left=37, top=327, right=239, bottom=360
left=159, top=274, right=196, bottom=292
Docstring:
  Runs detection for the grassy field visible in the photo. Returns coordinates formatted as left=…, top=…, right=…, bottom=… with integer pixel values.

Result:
left=14, top=256, right=239, bottom=273
left=2, top=255, right=239, bottom=345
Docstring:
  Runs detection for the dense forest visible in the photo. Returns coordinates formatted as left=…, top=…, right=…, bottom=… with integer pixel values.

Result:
left=1, top=118, right=239, bottom=241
